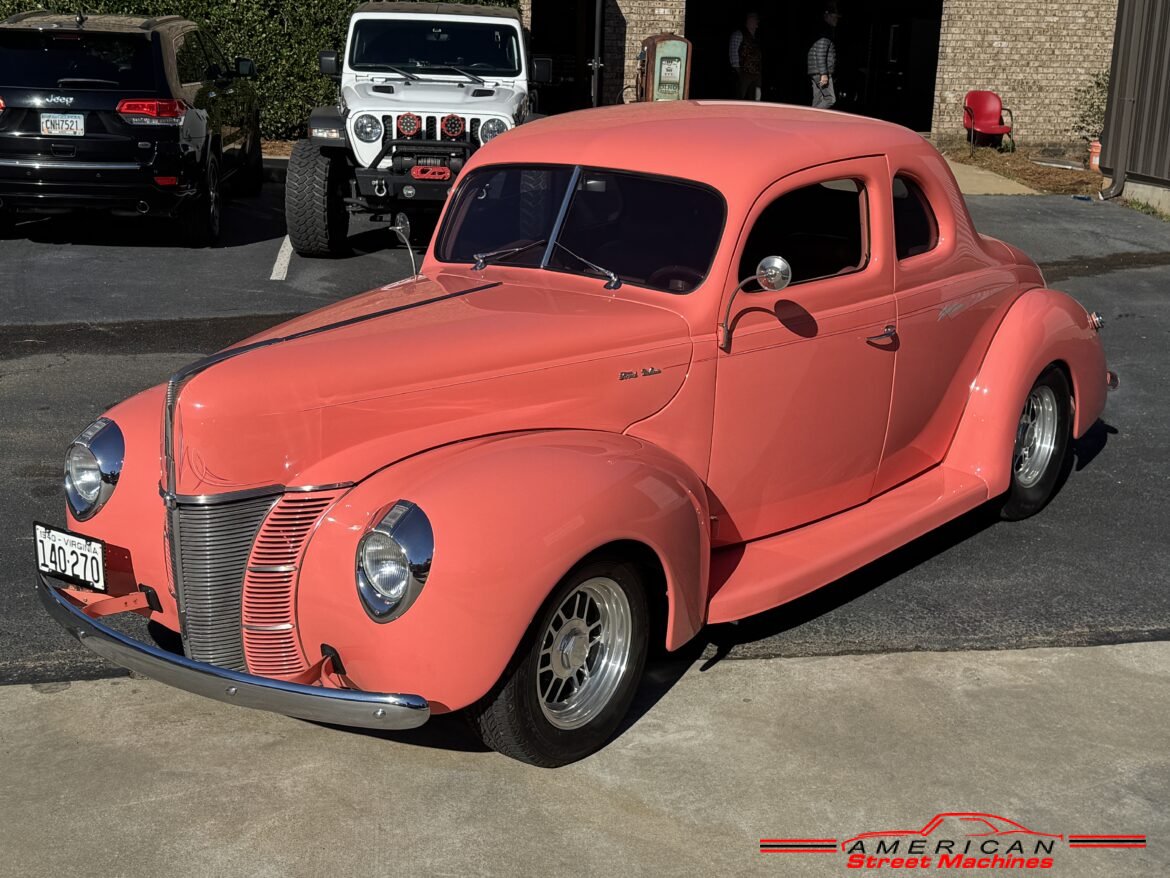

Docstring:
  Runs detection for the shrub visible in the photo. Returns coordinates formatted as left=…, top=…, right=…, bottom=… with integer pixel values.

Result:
left=0, top=0, right=519, bottom=138
left=1070, top=70, right=1110, bottom=142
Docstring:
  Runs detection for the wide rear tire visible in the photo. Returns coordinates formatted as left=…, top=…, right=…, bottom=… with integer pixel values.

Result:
left=178, top=152, right=222, bottom=248
left=1000, top=365, right=1074, bottom=520
left=285, top=140, right=350, bottom=257
left=469, top=556, right=649, bottom=767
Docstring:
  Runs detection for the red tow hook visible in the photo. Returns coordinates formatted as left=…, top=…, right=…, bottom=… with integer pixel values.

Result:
left=82, top=589, right=155, bottom=619
left=284, top=647, right=360, bottom=690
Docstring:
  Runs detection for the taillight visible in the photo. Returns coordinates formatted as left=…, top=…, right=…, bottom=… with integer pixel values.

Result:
left=116, top=99, right=185, bottom=126
left=0, top=96, right=6, bottom=115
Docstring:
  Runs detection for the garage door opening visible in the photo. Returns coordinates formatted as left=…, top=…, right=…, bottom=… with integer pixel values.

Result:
left=685, top=0, right=942, bottom=131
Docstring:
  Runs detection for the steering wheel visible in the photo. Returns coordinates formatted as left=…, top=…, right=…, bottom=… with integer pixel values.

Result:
left=646, top=264, right=705, bottom=292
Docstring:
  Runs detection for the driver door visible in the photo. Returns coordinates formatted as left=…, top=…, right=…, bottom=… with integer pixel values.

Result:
left=706, top=157, right=897, bottom=543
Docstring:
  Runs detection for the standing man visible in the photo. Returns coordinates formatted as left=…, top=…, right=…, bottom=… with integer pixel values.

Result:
left=729, top=11, right=763, bottom=101
left=807, top=4, right=841, bottom=109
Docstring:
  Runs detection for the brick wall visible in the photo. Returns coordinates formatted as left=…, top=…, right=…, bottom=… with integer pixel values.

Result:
left=932, top=0, right=1119, bottom=147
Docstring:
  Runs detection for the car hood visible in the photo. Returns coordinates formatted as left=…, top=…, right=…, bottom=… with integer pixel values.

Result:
left=344, top=80, right=523, bottom=114
left=169, top=272, right=692, bottom=495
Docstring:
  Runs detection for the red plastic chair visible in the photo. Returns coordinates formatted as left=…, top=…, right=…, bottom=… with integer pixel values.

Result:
left=963, top=90, right=1015, bottom=151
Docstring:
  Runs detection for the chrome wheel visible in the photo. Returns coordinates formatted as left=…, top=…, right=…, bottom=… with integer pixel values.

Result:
left=1013, top=385, right=1059, bottom=488
left=537, top=576, right=633, bottom=730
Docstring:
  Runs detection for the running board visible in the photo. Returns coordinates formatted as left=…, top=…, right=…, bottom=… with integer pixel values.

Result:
left=706, top=467, right=990, bottom=624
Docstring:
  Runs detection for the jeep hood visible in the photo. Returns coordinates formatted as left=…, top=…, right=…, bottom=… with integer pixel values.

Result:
left=169, top=272, right=691, bottom=495
left=344, top=80, right=523, bottom=113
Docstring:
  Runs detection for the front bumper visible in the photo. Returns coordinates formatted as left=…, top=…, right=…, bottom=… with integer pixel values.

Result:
left=37, top=575, right=430, bottom=730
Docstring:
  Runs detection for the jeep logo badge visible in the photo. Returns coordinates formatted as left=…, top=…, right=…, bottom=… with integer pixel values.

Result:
left=45, top=95, right=75, bottom=106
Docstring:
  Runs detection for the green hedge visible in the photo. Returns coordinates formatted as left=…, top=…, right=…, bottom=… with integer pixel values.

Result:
left=0, top=0, right=518, bottom=138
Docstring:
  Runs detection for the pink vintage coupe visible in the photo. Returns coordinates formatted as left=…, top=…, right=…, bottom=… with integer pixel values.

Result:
left=35, top=103, right=1114, bottom=766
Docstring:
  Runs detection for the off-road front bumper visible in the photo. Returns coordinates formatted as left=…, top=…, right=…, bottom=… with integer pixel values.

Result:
left=37, top=575, right=430, bottom=730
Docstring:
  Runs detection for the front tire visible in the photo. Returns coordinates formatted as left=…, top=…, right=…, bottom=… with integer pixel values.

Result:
left=285, top=140, right=350, bottom=257
left=470, top=557, right=649, bottom=767
left=1000, top=365, right=1073, bottom=520
left=237, top=123, right=265, bottom=197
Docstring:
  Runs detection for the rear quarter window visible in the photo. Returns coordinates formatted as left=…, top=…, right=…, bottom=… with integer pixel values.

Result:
left=0, top=31, right=158, bottom=90
left=893, top=175, right=939, bottom=260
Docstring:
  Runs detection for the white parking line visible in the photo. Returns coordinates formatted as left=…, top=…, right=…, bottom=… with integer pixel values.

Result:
left=269, top=235, right=293, bottom=281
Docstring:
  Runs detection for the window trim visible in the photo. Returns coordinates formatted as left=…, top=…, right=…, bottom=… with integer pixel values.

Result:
left=435, top=162, right=729, bottom=295
left=735, top=176, right=872, bottom=289
left=174, top=29, right=210, bottom=87
left=891, top=172, right=940, bottom=262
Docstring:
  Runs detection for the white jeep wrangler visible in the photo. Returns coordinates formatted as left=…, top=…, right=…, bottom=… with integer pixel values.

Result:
left=286, top=1, right=548, bottom=256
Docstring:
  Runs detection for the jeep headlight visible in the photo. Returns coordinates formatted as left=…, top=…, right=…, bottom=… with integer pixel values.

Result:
left=356, top=501, right=433, bottom=622
left=353, top=113, right=383, bottom=143
left=64, top=417, right=124, bottom=521
left=478, top=117, right=508, bottom=144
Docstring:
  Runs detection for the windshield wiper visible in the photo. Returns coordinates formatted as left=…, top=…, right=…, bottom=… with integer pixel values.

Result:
left=418, top=64, right=485, bottom=84
left=57, top=77, right=119, bottom=87
left=552, top=241, right=622, bottom=290
left=473, top=239, right=547, bottom=270
left=356, top=64, right=420, bottom=81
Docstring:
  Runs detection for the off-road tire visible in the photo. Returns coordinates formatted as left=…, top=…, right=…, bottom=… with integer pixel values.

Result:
left=178, top=152, right=221, bottom=248
left=469, top=556, right=649, bottom=767
left=285, top=140, right=350, bottom=257
left=1000, top=365, right=1074, bottom=520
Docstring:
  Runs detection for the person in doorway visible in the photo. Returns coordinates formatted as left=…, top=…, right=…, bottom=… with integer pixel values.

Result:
left=807, top=4, right=840, bottom=109
left=729, top=11, right=763, bottom=101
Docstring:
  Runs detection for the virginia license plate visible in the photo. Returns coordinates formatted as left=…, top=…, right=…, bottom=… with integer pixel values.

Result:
left=34, top=522, right=105, bottom=591
left=40, top=113, right=85, bottom=137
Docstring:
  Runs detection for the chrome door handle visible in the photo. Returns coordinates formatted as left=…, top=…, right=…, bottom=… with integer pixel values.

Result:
left=867, top=324, right=897, bottom=341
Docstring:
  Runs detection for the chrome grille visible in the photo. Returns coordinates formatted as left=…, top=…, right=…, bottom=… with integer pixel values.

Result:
left=169, top=494, right=278, bottom=670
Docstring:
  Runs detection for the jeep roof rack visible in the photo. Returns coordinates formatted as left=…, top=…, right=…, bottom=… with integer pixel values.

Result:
left=353, top=1, right=521, bottom=21
left=139, top=15, right=185, bottom=30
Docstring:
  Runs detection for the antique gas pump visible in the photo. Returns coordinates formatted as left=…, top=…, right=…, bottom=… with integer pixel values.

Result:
left=635, top=33, right=692, bottom=102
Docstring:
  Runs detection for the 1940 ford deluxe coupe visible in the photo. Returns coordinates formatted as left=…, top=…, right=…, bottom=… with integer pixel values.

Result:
left=34, top=103, right=1114, bottom=766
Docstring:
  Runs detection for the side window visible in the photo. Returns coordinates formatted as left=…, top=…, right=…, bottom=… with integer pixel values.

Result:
left=174, top=32, right=209, bottom=85
left=738, top=179, right=868, bottom=285
left=892, top=175, right=939, bottom=260
left=196, top=31, right=230, bottom=77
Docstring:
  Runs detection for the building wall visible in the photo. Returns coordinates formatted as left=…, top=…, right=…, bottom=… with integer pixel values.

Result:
left=932, top=0, right=1119, bottom=146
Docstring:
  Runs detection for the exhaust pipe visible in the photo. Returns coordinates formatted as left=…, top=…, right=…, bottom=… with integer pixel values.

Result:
left=136, top=201, right=150, bottom=215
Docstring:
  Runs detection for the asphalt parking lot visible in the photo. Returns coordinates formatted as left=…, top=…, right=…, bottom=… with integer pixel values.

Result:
left=1, top=184, right=1169, bottom=685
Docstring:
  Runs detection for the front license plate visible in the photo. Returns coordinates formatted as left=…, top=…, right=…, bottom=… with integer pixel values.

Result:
left=40, top=113, right=85, bottom=137
left=34, top=523, right=105, bottom=591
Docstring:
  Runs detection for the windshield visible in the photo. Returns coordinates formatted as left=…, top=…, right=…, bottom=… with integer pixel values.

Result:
left=436, top=165, right=726, bottom=294
left=349, top=19, right=522, bottom=77
left=0, top=31, right=158, bottom=90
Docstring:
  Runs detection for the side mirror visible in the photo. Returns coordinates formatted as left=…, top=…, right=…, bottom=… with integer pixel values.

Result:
left=531, top=56, right=553, bottom=85
left=719, top=255, right=794, bottom=351
left=319, top=50, right=341, bottom=78
left=235, top=57, right=257, bottom=79
left=753, top=255, right=792, bottom=292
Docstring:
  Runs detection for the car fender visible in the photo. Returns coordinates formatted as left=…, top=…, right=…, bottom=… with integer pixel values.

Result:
left=944, top=288, right=1107, bottom=495
left=295, top=430, right=711, bottom=712
left=307, top=105, right=348, bottom=149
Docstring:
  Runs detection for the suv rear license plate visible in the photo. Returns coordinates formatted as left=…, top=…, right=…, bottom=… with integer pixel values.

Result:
left=41, top=113, right=85, bottom=137
left=34, top=523, right=105, bottom=591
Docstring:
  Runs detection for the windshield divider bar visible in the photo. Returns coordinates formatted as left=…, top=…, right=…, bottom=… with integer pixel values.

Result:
left=540, top=165, right=581, bottom=270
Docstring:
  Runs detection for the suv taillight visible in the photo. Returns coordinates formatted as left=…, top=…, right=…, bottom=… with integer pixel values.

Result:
left=116, top=99, right=185, bottom=126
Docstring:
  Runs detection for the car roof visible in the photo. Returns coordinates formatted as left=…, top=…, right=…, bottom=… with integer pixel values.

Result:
left=0, top=12, right=189, bottom=33
left=475, top=101, right=932, bottom=203
left=353, top=2, right=521, bottom=20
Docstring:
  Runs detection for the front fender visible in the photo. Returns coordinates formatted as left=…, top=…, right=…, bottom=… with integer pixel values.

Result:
left=945, top=288, right=1107, bottom=495
left=296, top=431, right=710, bottom=712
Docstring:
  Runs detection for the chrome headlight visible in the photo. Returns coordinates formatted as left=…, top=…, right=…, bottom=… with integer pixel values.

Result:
left=353, top=113, right=383, bottom=143
left=478, top=117, right=508, bottom=144
left=356, top=501, right=433, bottom=622
left=64, top=418, right=124, bottom=521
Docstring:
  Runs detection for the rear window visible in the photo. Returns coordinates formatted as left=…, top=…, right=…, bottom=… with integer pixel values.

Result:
left=0, top=31, right=158, bottom=90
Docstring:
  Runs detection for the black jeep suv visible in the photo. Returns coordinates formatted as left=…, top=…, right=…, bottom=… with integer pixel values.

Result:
left=0, top=12, right=262, bottom=244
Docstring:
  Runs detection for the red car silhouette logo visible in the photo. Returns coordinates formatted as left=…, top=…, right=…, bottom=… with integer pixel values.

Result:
left=844, top=812, right=1063, bottom=848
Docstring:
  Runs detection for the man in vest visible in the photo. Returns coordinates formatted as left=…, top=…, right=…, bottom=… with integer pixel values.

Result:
left=729, top=11, right=763, bottom=101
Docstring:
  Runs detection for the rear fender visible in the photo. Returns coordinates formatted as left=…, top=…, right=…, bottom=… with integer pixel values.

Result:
left=296, top=430, right=710, bottom=712
left=945, top=288, right=1107, bottom=495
